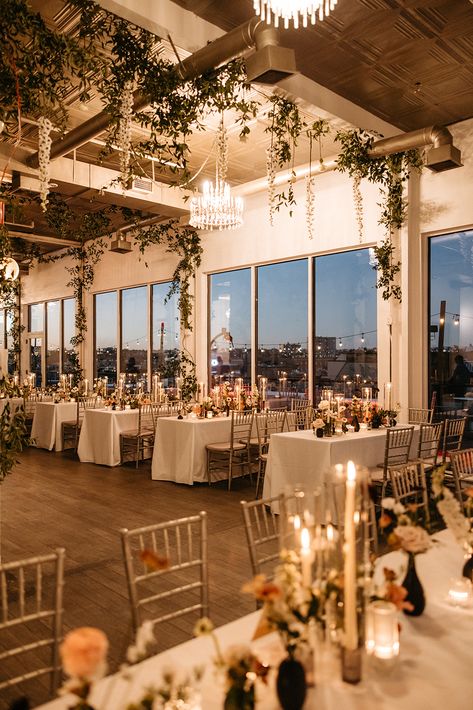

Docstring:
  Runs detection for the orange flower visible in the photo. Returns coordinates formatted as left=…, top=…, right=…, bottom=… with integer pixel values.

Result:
left=385, top=582, right=414, bottom=612
left=242, top=575, right=282, bottom=602
left=140, top=549, right=170, bottom=571
left=379, top=513, right=393, bottom=529
left=406, top=503, right=420, bottom=513
left=465, top=487, right=473, bottom=498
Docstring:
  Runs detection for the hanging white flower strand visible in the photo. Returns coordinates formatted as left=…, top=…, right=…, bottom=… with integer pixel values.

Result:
left=117, top=80, right=135, bottom=187
left=353, top=173, right=364, bottom=243
left=266, top=144, right=277, bottom=227
left=306, top=131, right=315, bottom=240
left=38, top=116, right=53, bottom=212
left=216, top=115, right=228, bottom=183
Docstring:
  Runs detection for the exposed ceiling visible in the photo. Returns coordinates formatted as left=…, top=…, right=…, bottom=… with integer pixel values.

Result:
left=3, top=0, right=472, bottom=256
left=172, top=0, right=473, bottom=132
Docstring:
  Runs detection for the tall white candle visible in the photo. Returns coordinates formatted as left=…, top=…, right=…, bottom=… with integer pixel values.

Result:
left=84, top=379, right=88, bottom=394
left=300, top=527, right=312, bottom=588
left=344, top=460, right=358, bottom=651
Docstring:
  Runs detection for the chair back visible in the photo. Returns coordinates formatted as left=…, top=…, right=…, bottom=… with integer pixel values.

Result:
left=283, top=411, right=298, bottom=432
left=23, top=395, right=37, bottom=418
left=408, top=408, right=433, bottom=425
left=240, top=496, right=282, bottom=579
left=230, top=411, right=254, bottom=450
left=291, top=405, right=313, bottom=430
left=449, top=448, right=473, bottom=513
left=139, top=402, right=155, bottom=433
left=388, top=462, right=429, bottom=523
left=0, top=548, right=65, bottom=695
left=121, top=512, right=208, bottom=634
left=290, top=398, right=312, bottom=411
left=440, top=417, right=467, bottom=462
left=382, top=426, right=414, bottom=473
left=266, top=410, right=286, bottom=438
left=417, top=421, right=444, bottom=461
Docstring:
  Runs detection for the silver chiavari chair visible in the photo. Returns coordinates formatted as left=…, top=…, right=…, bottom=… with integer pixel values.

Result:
left=408, top=407, right=433, bottom=425
left=120, top=403, right=156, bottom=468
left=61, top=395, right=96, bottom=453
left=0, top=548, right=65, bottom=697
left=254, top=411, right=286, bottom=498
left=22, top=394, right=37, bottom=435
left=290, top=399, right=313, bottom=429
left=240, top=496, right=282, bottom=597
left=448, top=448, right=473, bottom=514
left=329, top=480, right=378, bottom=557
left=120, top=512, right=208, bottom=635
left=206, top=411, right=254, bottom=490
left=388, top=462, right=430, bottom=526
left=371, top=426, right=415, bottom=498
left=414, top=421, right=444, bottom=469
left=438, top=416, right=467, bottom=465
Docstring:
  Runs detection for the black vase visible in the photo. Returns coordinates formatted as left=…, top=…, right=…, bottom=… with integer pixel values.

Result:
left=371, top=416, right=382, bottom=429
left=402, top=553, right=426, bottom=616
left=462, top=554, right=473, bottom=581
left=276, top=657, right=306, bottom=710
left=352, top=415, right=360, bottom=432
left=316, top=427, right=323, bottom=438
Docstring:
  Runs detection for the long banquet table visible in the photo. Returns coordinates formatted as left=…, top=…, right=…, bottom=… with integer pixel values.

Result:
left=31, top=401, right=78, bottom=451
left=263, top=427, right=419, bottom=506
left=77, top=408, right=140, bottom=466
left=36, top=529, right=472, bottom=710
left=151, top=415, right=233, bottom=484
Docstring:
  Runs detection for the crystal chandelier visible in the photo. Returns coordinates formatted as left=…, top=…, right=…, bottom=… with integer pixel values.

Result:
left=253, top=0, right=338, bottom=29
left=189, top=119, right=243, bottom=231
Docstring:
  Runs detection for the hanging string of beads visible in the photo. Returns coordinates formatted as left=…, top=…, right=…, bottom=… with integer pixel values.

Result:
left=38, top=116, right=53, bottom=211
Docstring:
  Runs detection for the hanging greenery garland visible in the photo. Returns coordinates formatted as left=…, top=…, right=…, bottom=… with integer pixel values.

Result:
left=335, top=129, right=423, bottom=301
left=305, top=120, right=329, bottom=240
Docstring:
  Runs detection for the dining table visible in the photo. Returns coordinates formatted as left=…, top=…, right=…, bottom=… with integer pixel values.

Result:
left=36, top=528, right=471, bottom=710
left=151, top=414, right=233, bottom=484
left=31, top=401, right=78, bottom=451
left=77, top=408, right=140, bottom=466
left=263, top=426, right=419, bottom=511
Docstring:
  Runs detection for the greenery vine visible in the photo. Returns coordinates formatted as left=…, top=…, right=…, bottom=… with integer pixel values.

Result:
left=0, top=403, right=32, bottom=482
left=335, top=129, right=423, bottom=301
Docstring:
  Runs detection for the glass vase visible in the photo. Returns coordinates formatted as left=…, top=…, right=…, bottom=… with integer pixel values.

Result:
left=402, top=553, right=425, bottom=616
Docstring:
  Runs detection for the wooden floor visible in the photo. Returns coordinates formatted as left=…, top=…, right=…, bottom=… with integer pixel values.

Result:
left=1, top=448, right=257, bottom=708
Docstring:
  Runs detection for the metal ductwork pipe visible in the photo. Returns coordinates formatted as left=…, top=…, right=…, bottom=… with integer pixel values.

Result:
left=27, top=18, right=271, bottom=169
left=368, top=125, right=462, bottom=172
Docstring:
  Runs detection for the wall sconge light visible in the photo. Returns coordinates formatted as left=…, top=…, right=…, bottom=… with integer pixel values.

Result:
left=338, top=338, right=343, bottom=347
left=361, top=332, right=365, bottom=343
left=454, top=314, right=460, bottom=325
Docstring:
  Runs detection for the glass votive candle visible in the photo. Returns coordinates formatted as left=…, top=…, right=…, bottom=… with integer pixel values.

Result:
left=447, top=578, right=473, bottom=608
left=365, top=601, right=399, bottom=660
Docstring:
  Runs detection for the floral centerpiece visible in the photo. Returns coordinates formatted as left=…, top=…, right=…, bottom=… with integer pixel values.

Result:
left=200, top=396, right=220, bottom=417
left=312, top=399, right=337, bottom=436
left=194, top=617, right=268, bottom=710
left=432, top=464, right=473, bottom=579
left=379, top=498, right=432, bottom=615
left=242, top=385, right=261, bottom=412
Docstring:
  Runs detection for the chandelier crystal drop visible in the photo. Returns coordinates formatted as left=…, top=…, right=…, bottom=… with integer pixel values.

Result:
left=254, top=0, right=338, bottom=29
left=189, top=118, right=244, bottom=231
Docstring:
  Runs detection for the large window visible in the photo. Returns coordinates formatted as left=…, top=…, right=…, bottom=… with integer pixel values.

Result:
left=29, top=303, right=44, bottom=333
left=209, top=269, right=251, bottom=386
left=46, top=300, right=60, bottom=385
left=121, top=286, right=148, bottom=385
left=314, top=249, right=377, bottom=400
left=152, top=283, right=179, bottom=385
left=257, top=260, right=308, bottom=398
left=95, top=291, right=118, bottom=384
left=429, top=229, right=473, bottom=412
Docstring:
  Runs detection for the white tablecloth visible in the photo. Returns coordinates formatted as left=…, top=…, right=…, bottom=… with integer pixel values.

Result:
left=31, top=401, right=78, bottom=452
left=0, top=397, right=23, bottom=416
left=36, top=530, right=472, bottom=710
left=151, top=415, right=232, bottom=484
left=263, top=427, right=419, bottom=504
left=77, top=409, right=139, bottom=466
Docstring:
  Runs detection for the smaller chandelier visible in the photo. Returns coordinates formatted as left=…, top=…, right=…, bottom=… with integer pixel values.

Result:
left=254, top=0, right=338, bottom=29
left=190, top=179, right=243, bottom=231
left=189, top=117, right=243, bottom=231
left=0, top=257, right=19, bottom=281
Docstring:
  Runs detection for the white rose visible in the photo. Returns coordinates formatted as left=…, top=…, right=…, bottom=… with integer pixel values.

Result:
left=382, top=497, right=395, bottom=510
left=393, top=502, right=406, bottom=515
left=394, top=525, right=431, bottom=554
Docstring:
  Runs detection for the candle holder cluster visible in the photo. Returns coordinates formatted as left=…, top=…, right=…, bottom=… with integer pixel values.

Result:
left=276, top=464, right=396, bottom=686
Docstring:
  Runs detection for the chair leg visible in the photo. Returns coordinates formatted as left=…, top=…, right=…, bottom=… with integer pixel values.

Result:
left=228, top=454, right=233, bottom=491
left=207, top=449, right=212, bottom=486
